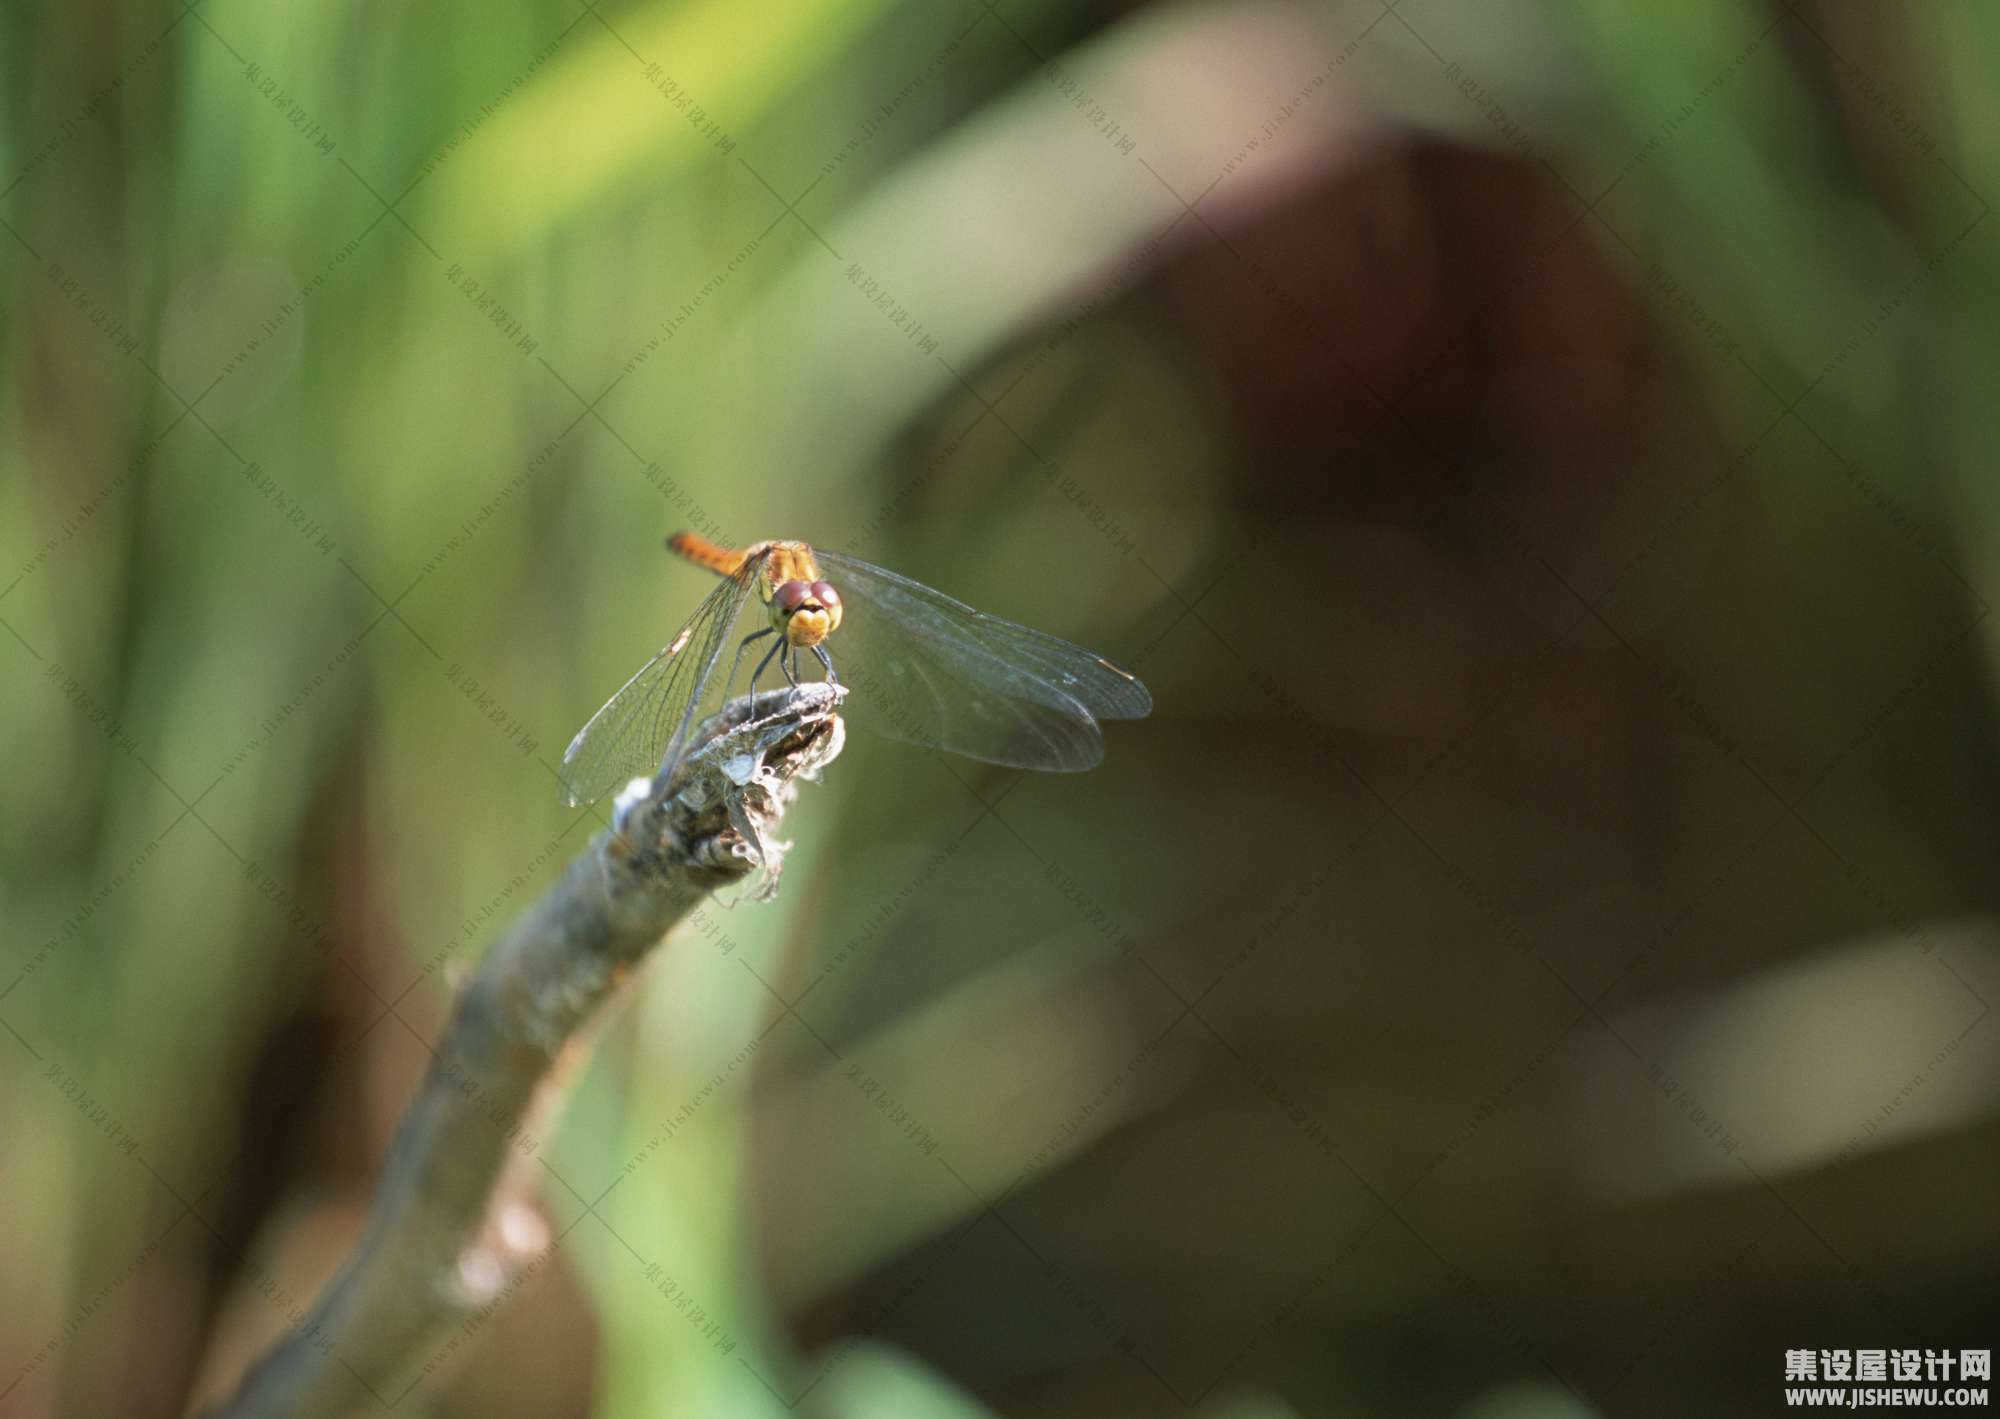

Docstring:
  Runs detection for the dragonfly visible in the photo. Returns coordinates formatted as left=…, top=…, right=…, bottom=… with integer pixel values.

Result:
left=558, top=533, right=1152, bottom=805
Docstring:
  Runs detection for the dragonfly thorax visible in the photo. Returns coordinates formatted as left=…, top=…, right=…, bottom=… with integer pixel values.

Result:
left=769, top=578, right=843, bottom=647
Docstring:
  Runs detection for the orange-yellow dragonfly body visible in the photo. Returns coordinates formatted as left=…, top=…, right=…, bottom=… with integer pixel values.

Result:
left=559, top=533, right=1150, bottom=805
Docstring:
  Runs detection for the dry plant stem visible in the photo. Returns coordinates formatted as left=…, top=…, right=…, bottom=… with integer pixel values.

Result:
left=205, top=683, right=845, bottom=1419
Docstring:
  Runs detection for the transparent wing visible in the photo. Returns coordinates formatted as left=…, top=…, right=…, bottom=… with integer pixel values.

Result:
left=559, top=552, right=767, bottom=805
left=814, top=548, right=1152, bottom=773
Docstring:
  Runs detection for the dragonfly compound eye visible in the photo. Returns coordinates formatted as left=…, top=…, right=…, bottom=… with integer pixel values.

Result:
left=773, top=580, right=812, bottom=614
left=811, top=581, right=843, bottom=631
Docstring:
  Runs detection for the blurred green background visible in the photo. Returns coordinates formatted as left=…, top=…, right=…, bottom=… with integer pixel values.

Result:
left=4, top=1, right=1999, bottom=1416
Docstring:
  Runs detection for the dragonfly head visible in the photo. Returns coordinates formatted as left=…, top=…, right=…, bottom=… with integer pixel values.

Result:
left=773, top=579, right=843, bottom=646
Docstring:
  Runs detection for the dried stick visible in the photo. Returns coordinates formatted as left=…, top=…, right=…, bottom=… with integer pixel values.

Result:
left=203, top=684, right=846, bottom=1419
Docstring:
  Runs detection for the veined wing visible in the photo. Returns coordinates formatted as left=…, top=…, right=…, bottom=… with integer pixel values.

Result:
left=559, top=551, right=767, bottom=805
left=814, top=548, right=1151, bottom=773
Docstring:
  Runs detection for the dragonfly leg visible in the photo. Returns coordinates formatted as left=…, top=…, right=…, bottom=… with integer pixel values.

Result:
left=812, top=643, right=838, bottom=685
left=781, top=645, right=800, bottom=688
left=724, top=628, right=774, bottom=702
left=749, top=635, right=785, bottom=700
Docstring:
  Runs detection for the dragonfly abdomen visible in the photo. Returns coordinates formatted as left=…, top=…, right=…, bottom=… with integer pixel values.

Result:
left=668, top=532, right=821, bottom=598
left=667, top=531, right=756, bottom=577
